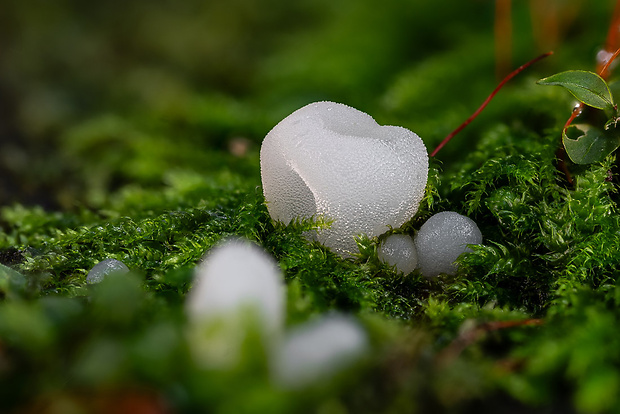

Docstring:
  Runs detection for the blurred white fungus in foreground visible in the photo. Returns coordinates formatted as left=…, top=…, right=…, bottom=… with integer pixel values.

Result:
left=186, top=238, right=284, bottom=336
left=86, top=259, right=129, bottom=284
left=414, top=211, right=482, bottom=278
left=271, top=314, right=368, bottom=388
left=184, top=238, right=370, bottom=383
left=378, top=234, right=418, bottom=274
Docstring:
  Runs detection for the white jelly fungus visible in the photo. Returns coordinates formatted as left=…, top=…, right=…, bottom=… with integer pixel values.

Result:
left=86, top=258, right=129, bottom=284
left=378, top=234, right=418, bottom=274
left=184, top=238, right=370, bottom=380
left=271, top=313, right=368, bottom=388
left=186, top=238, right=285, bottom=335
left=414, top=211, right=482, bottom=278
left=260, top=101, right=428, bottom=257
left=185, top=238, right=285, bottom=368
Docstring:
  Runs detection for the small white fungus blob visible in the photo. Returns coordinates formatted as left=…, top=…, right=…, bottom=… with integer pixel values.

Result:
left=378, top=234, right=418, bottom=274
left=186, top=238, right=285, bottom=336
left=414, top=211, right=482, bottom=278
left=86, top=259, right=129, bottom=284
left=260, top=101, right=428, bottom=257
left=271, top=314, right=368, bottom=388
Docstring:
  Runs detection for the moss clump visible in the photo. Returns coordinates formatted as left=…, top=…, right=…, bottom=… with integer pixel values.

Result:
left=1, top=0, right=620, bottom=412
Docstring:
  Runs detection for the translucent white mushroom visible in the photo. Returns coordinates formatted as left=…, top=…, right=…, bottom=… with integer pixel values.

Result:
left=186, top=238, right=284, bottom=334
left=185, top=238, right=285, bottom=367
left=414, top=211, right=482, bottom=278
left=86, top=258, right=129, bottom=284
left=378, top=234, right=418, bottom=274
left=271, top=313, right=368, bottom=388
left=260, top=101, right=428, bottom=257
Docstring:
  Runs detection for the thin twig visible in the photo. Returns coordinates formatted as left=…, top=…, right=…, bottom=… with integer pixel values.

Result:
left=494, top=0, right=513, bottom=79
left=430, top=52, right=553, bottom=158
left=599, top=47, right=620, bottom=80
left=598, top=0, right=620, bottom=77
left=437, top=318, right=544, bottom=365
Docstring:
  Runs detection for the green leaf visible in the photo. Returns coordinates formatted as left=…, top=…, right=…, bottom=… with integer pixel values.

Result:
left=0, top=264, right=27, bottom=299
left=537, top=70, right=615, bottom=111
left=562, top=124, right=620, bottom=164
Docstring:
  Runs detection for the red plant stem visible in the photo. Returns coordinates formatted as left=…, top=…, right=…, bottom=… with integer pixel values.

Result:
left=607, top=0, right=620, bottom=48
left=528, top=0, right=563, bottom=53
left=494, top=0, right=513, bottom=79
left=557, top=100, right=583, bottom=187
left=563, top=104, right=583, bottom=131
left=557, top=146, right=574, bottom=186
left=430, top=51, right=553, bottom=157
left=598, top=0, right=620, bottom=77
left=438, top=318, right=544, bottom=364
left=599, top=47, right=620, bottom=80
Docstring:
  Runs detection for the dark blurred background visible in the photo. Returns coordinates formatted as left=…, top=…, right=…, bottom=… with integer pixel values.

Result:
left=0, top=0, right=609, bottom=210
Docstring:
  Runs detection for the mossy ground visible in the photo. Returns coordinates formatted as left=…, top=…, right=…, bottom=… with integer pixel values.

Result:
left=1, top=1, right=620, bottom=413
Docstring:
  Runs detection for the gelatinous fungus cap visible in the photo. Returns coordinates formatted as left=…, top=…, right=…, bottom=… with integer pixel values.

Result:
left=378, top=234, right=418, bottom=274
left=271, top=313, right=368, bottom=388
left=260, top=101, right=429, bottom=257
left=186, top=238, right=285, bottom=336
left=86, top=258, right=129, bottom=284
left=414, top=211, right=482, bottom=278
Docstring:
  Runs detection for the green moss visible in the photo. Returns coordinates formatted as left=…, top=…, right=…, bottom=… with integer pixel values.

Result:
left=2, top=0, right=620, bottom=412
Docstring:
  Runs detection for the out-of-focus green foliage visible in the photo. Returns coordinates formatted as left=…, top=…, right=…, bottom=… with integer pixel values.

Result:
left=2, top=0, right=620, bottom=413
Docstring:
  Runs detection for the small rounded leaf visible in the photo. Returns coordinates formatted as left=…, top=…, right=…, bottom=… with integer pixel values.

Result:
left=563, top=124, right=620, bottom=165
left=537, top=70, right=615, bottom=112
